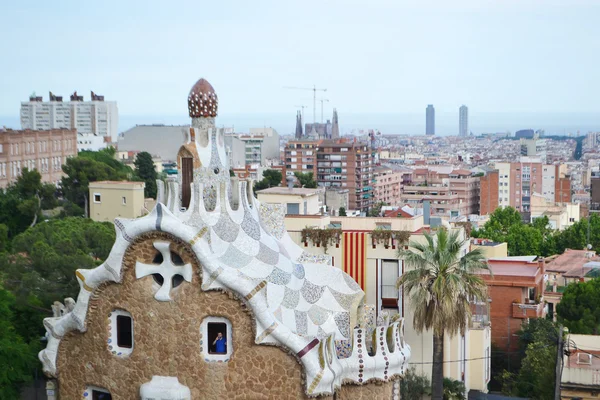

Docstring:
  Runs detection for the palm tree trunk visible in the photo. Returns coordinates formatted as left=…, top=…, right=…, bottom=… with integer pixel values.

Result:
left=432, top=331, right=444, bottom=400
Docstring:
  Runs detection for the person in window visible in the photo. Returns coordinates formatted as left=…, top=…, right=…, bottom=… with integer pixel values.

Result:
left=213, top=332, right=227, bottom=354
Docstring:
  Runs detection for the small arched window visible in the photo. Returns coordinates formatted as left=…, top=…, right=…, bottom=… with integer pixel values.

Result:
left=200, top=317, right=233, bottom=362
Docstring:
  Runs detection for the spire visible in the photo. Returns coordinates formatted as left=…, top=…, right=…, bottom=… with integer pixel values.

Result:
left=331, top=108, right=340, bottom=139
left=295, top=110, right=303, bottom=139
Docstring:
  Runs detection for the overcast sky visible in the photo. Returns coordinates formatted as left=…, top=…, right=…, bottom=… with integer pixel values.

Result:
left=1, top=0, right=599, bottom=120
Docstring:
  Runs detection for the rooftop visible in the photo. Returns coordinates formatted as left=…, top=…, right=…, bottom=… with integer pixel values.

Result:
left=256, top=187, right=321, bottom=196
left=545, top=249, right=599, bottom=273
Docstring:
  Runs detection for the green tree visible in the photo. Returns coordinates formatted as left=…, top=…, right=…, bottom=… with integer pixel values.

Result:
left=134, top=151, right=158, bottom=199
left=368, top=202, right=385, bottom=217
left=0, top=287, right=38, bottom=399
left=400, top=367, right=431, bottom=399
left=61, top=156, right=128, bottom=216
left=293, top=171, right=317, bottom=188
left=338, top=207, right=347, bottom=217
left=500, top=319, right=558, bottom=399
left=3, top=218, right=114, bottom=306
left=0, top=169, right=58, bottom=238
left=396, top=230, right=489, bottom=399
left=0, top=224, right=8, bottom=253
left=443, top=378, right=466, bottom=400
left=556, top=278, right=600, bottom=334
left=253, top=169, right=283, bottom=192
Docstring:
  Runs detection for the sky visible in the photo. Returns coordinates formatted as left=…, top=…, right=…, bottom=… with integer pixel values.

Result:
left=1, top=0, right=599, bottom=134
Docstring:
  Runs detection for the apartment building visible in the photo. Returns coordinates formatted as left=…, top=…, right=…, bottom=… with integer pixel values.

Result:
left=481, top=160, right=571, bottom=217
left=402, top=167, right=480, bottom=217
left=225, top=128, right=280, bottom=168
left=561, top=333, right=600, bottom=399
left=284, top=215, right=491, bottom=393
left=283, top=138, right=321, bottom=178
left=316, top=140, right=374, bottom=213
left=0, top=128, right=77, bottom=188
left=373, top=166, right=407, bottom=207
left=480, top=258, right=547, bottom=350
left=21, top=91, right=118, bottom=141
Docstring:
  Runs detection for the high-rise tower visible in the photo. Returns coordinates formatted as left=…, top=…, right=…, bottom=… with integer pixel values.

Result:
left=426, top=105, right=435, bottom=135
left=331, top=108, right=339, bottom=139
left=459, top=105, right=468, bottom=137
left=295, top=110, right=303, bottom=139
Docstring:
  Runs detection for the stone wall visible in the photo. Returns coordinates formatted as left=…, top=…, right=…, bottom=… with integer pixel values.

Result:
left=54, top=232, right=393, bottom=399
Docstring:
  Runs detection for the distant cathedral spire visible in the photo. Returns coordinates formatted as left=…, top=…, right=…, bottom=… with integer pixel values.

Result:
left=331, top=108, right=340, bottom=139
left=295, top=110, right=303, bottom=139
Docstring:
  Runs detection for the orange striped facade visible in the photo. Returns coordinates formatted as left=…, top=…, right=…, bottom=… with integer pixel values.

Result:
left=342, top=232, right=367, bottom=291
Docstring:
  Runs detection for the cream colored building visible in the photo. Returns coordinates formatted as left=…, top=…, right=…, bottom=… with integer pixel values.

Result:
left=256, top=187, right=322, bottom=215
left=89, top=181, right=146, bottom=222
left=285, top=214, right=491, bottom=393
left=561, top=333, right=600, bottom=399
left=471, top=239, right=508, bottom=259
left=530, top=194, right=580, bottom=230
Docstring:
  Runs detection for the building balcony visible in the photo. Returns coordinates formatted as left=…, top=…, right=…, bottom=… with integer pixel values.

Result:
left=512, top=301, right=545, bottom=319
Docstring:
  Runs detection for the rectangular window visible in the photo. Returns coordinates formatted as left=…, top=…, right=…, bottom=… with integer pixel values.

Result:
left=94, top=193, right=102, bottom=203
left=381, top=260, right=400, bottom=308
left=286, top=203, right=300, bottom=215
left=208, top=322, right=228, bottom=354
left=122, top=196, right=127, bottom=205
left=116, top=315, right=133, bottom=348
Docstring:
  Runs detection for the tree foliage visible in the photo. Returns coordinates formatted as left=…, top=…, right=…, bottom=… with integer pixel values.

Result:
left=61, top=150, right=130, bottom=214
left=134, top=151, right=158, bottom=199
left=397, top=229, right=489, bottom=398
left=368, top=202, right=385, bottom=217
left=293, top=171, right=317, bottom=188
left=2, top=218, right=115, bottom=306
left=0, top=286, right=38, bottom=399
left=0, top=169, right=58, bottom=239
left=556, top=278, right=600, bottom=334
left=338, top=207, right=347, bottom=216
left=400, top=367, right=431, bottom=399
left=473, top=207, right=600, bottom=257
left=499, top=319, right=558, bottom=399
left=254, top=169, right=283, bottom=192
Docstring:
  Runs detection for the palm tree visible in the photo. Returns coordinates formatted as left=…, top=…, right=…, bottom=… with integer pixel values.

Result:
left=396, top=228, right=489, bottom=400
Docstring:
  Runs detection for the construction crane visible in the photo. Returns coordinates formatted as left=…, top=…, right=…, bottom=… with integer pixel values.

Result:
left=319, top=98, right=329, bottom=123
left=284, top=85, right=327, bottom=126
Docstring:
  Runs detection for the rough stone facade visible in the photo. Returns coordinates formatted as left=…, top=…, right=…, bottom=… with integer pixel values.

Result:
left=55, top=232, right=398, bottom=399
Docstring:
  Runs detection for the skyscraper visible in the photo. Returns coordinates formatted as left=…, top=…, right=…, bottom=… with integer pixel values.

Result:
left=331, top=108, right=340, bottom=139
left=295, top=110, right=303, bottom=139
left=426, top=105, right=435, bottom=135
left=459, top=105, right=468, bottom=137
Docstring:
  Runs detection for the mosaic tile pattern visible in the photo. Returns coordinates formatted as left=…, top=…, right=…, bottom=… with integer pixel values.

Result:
left=294, top=310, right=308, bottom=335
left=281, top=287, right=300, bottom=309
left=266, top=267, right=292, bottom=285
left=335, top=340, right=352, bottom=359
left=218, top=246, right=252, bottom=269
left=292, top=263, right=305, bottom=279
left=334, top=312, right=350, bottom=338
left=298, top=251, right=332, bottom=266
left=256, top=242, right=279, bottom=265
left=308, top=305, right=329, bottom=325
left=329, top=287, right=357, bottom=311
left=300, top=280, right=326, bottom=304
left=258, top=203, right=287, bottom=239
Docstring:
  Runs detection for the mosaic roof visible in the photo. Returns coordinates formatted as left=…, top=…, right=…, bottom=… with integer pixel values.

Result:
left=39, top=78, right=411, bottom=397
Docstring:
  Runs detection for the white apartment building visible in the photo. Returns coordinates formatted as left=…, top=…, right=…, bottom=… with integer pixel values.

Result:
left=225, top=127, right=280, bottom=168
left=21, top=91, right=118, bottom=141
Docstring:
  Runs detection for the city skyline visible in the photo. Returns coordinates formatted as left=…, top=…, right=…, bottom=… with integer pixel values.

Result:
left=1, top=0, right=599, bottom=120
